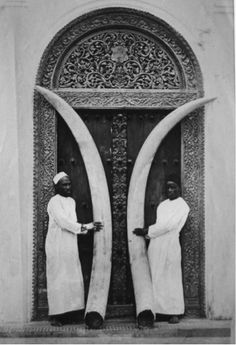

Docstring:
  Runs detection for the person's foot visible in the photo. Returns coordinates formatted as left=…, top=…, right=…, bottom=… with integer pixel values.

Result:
left=50, top=318, right=63, bottom=327
left=137, top=310, right=154, bottom=328
left=156, top=314, right=169, bottom=322
left=85, top=311, right=103, bottom=329
left=71, top=318, right=84, bottom=324
left=169, top=315, right=179, bottom=324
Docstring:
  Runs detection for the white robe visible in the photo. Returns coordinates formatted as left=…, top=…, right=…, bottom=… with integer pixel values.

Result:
left=46, top=194, right=87, bottom=315
left=147, top=197, right=190, bottom=315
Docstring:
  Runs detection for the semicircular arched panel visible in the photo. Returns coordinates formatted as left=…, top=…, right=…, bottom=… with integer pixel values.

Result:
left=54, top=29, right=185, bottom=90
left=37, top=8, right=202, bottom=91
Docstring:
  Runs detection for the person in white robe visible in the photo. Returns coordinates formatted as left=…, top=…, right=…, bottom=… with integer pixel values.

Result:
left=46, top=172, right=103, bottom=326
left=133, top=175, right=190, bottom=324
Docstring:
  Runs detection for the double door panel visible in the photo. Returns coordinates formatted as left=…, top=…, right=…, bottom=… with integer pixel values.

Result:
left=57, top=109, right=180, bottom=317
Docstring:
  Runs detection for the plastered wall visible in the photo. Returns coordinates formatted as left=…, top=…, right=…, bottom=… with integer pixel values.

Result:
left=0, top=0, right=234, bottom=322
left=0, top=5, right=24, bottom=323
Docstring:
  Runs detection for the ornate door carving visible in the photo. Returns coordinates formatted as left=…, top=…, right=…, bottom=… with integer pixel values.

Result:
left=55, top=30, right=183, bottom=89
left=33, top=8, right=205, bottom=320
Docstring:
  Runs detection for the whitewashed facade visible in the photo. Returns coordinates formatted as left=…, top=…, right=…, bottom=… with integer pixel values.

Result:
left=0, top=0, right=234, bottom=323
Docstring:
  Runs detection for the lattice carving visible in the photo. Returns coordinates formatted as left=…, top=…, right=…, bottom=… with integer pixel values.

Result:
left=111, top=113, right=128, bottom=304
left=33, top=7, right=204, bottom=319
left=57, top=30, right=182, bottom=89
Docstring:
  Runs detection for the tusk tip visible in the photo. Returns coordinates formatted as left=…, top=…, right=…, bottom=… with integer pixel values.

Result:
left=208, top=96, right=217, bottom=101
left=35, top=85, right=45, bottom=94
left=203, top=96, right=217, bottom=104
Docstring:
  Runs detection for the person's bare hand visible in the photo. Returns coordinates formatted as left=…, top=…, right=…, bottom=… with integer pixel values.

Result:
left=133, top=228, right=148, bottom=236
left=93, top=221, right=103, bottom=232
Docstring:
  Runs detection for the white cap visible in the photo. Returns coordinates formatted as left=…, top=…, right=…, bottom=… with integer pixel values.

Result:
left=53, top=172, right=68, bottom=185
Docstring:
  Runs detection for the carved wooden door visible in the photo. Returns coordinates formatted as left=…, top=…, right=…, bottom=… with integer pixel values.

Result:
left=57, top=108, right=181, bottom=318
left=34, top=8, right=205, bottom=320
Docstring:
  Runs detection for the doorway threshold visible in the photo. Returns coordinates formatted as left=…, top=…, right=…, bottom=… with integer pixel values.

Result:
left=0, top=318, right=232, bottom=343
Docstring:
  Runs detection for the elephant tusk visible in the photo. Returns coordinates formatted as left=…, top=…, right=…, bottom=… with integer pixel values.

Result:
left=35, top=85, right=112, bottom=328
left=127, top=97, right=216, bottom=322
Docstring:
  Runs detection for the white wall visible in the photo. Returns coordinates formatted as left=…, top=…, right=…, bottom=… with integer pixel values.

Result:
left=0, top=0, right=234, bottom=322
left=0, top=4, right=24, bottom=322
left=201, top=3, right=235, bottom=319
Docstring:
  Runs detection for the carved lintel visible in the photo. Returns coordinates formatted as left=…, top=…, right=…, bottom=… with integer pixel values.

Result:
left=54, top=89, right=200, bottom=109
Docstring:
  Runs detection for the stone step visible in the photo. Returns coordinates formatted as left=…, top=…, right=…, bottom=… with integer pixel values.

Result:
left=0, top=318, right=232, bottom=343
left=0, top=336, right=231, bottom=344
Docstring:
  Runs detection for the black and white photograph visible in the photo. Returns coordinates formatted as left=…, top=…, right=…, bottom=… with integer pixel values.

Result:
left=0, top=0, right=234, bottom=343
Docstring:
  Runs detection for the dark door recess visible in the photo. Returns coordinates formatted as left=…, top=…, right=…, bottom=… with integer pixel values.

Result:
left=57, top=108, right=181, bottom=318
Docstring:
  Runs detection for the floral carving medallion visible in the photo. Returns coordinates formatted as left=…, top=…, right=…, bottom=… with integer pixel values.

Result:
left=33, top=8, right=204, bottom=319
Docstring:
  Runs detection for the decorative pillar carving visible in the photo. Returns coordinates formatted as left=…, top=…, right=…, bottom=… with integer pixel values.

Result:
left=111, top=113, right=128, bottom=305
left=181, top=110, right=205, bottom=316
left=33, top=94, right=57, bottom=319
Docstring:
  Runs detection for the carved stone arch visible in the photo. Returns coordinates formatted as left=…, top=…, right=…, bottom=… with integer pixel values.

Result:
left=37, top=7, right=203, bottom=91
left=33, top=7, right=205, bottom=320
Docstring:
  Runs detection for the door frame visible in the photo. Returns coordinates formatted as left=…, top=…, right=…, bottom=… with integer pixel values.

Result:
left=33, top=8, right=205, bottom=320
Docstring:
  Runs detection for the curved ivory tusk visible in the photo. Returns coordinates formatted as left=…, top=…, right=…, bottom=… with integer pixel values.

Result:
left=36, top=86, right=112, bottom=323
left=127, top=97, right=216, bottom=318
